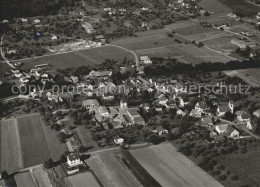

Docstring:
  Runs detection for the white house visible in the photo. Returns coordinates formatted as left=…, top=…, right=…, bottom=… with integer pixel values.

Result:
left=66, top=152, right=83, bottom=175
left=156, top=126, right=168, bottom=135
left=237, top=112, right=251, bottom=122
left=82, top=99, right=100, bottom=108
left=114, top=136, right=124, bottom=145
left=215, top=124, right=240, bottom=138
left=140, top=56, right=152, bottom=64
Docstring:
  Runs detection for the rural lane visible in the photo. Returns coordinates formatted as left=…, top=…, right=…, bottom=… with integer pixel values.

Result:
left=0, top=35, right=15, bottom=68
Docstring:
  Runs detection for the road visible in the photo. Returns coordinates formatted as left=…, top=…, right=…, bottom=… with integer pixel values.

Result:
left=107, top=44, right=140, bottom=71
left=82, top=142, right=149, bottom=155
left=0, top=35, right=15, bottom=68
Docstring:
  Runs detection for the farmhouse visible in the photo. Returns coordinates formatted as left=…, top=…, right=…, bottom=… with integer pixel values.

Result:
left=140, top=56, right=152, bottom=64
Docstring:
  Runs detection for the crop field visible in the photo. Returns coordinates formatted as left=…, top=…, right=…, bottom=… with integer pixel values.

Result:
left=14, top=172, right=36, bottom=187
left=204, top=35, right=238, bottom=51
left=17, top=114, right=50, bottom=168
left=86, top=151, right=141, bottom=187
left=111, top=29, right=179, bottom=50
left=68, top=172, right=100, bottom=187
left=174, top=24, right=216, bottom=36
left=18, top=46, right=135, bottom=69
left=218, top=0, right=260, bottom=17
left=224, top=68, right=260, bottom=87
left=198, top=0, right=232, bottom=14
left=0, top=114, right=51, bottom=173
left=136, top=44, right=234, bottom=64
left=185, top=31, right=234, bottom=42
left=33, top=167, right=53, bottom=187
left=130, top=143, right=223, bottom=187
left=0, top=118, right=23, bottom=173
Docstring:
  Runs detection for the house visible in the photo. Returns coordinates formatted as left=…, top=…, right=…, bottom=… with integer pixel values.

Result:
left=217, top=100, right=234, bottom=117
left=46, top=92, right=63, bottom=102
left=237, top=112, right=251, bottom=122
left=119, top=103, right=145, bottom=126
left=195, top=101, right=210, bottom=113
left=189, top=109, right=202, bottom=118
left=197, top=116, right=214, bottom=126
left=97, top=106, right=109, bottom=118
left=88, top=70, right=112, bottom=78
left=253, top=109, right=260, bottom=118
left=82, top=99, right=99, bottom=108
left=66, top=152, right=83, bottom=175
left=140, top=56, right=152, bottom=64
left=157, top=95, right=168, bottom=106
left=102, top=92, right=114, bottom=100
left=247, top=121, right=252, bottom=130
left=140, top=103, right=150, bottom=111
left=70, top=76, right=78, bottom=83
left=114, top=135, right=124, bottom=145
left=156, top=126, right=168, bottom=135
left=215, top=124, right=240, bottom=138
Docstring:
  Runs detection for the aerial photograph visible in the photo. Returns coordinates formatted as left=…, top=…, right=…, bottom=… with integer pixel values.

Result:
left=1, top=0, right=260, bottom=187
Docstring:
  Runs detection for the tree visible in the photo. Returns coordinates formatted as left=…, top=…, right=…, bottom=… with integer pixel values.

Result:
left=43, top=159, right=54, bottom=169
left=1, top=170, right=9, bottom=179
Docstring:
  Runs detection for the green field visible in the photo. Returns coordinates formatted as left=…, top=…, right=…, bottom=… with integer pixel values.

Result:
left=0, top=114, right=51, bottom=173
left=14, top=172, right=35, bottom=187
left=17, top=46, right=135, bottom=69
left=68, top=172, right=100, bottom=187
left=130, top=143, right=223, bottom=187
left=87, top=151, right=140, bottom=187
left=136, top=44, right=234, bottom=64
left=111, top=29, right=179, bottom=50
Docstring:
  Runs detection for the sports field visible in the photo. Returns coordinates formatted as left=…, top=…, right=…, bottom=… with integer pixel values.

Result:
left=68, top=172, right=100, bottom=187
left=86, top=152, right=141, bottom=187
left=0, top=114, right=51, bottom=173
left=224, top=68, right=260, bottom=87
left=14, top=172, right=36, bottom=187
left=130, top=143, right=223, bottom=187
left=18, top=46, right=135, bottom=69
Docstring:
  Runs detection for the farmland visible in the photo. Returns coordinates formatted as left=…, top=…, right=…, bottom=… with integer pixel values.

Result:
left=32, top=167, right=53, bottom=187
left=224, top=68, right=260, bottom=87
left=68, top=172, right=100, bottom=187
left=0, top=114, right=51, bottom=173
left=86, top=151, right=141, bottom=187
left=136, top=44, right=234, bottom=64
left=111, top=29, right=180, bottom=50
left=218, top=0, right=260, bottom=17
left=16, top=46, right=135, bottom=69
left=0, top=118, right=23, bottom=173
left=14, top=172, right=36, bottom=187
left=17, top=114, right=50, bottom=168
left=130, top=143, right=223, bottom=187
